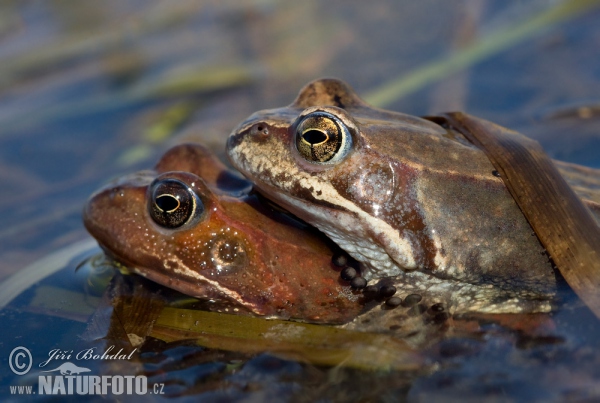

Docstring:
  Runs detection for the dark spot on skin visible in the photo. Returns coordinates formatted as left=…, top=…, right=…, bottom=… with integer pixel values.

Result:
left=379, top=285, right=397, bottom=298
left=492, top=170, right=501, bottom=177
left=332, top=252, right=348, bottom=267
left=432, top=312, right=450, bottom=324
left=340, top=267, right=357, bottom=281
left=402, top=294, right=423, bottom=307
left=385, top=297, right=402, bottom=307
left=408, top=304, right=427, bottom=317
left=428, top=303, right=445, bottom=314
left=389, top=324, right=401, bottom=331
left=316, top=190, right=322, bottom=196
left=290, top=181, right=348, bottom=212
left=350, top=277, right=367, bottom=289
left=362, top=285, right=379, bottom=299
left=334, top=94, right=344, bottom=109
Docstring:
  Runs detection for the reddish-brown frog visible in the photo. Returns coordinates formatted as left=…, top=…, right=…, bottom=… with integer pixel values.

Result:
left=83, top=143, right=364, bottom=324
left=227, top=78, right=600, bottom=315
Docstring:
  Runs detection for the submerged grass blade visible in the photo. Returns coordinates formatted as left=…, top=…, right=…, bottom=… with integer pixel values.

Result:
left=0, top=63, right=257, bottom=134
left=151, top=307, right=423, bottom=371
left=364, top=0, right=600, bottom=107
left=0, top=2, right=200, bottom=91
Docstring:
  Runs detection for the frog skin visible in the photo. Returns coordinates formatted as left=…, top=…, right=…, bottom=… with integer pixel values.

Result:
left=83, top=143, right=364, bottom=324
left=227, top=78, right=600, bottom=315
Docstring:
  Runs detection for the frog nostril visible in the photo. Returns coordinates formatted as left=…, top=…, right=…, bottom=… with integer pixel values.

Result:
left=251, top=123, right=269, bottom=138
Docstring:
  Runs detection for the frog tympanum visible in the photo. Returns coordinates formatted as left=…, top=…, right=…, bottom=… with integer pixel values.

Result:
left=84, top=144, right=364, bottom=324
left=227, top=78, right=600, bottom=315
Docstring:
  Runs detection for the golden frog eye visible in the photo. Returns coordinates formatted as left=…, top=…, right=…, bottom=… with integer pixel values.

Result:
left=295, top=112, right=352, bottom=164
left=148, top=178, right=203, bottom=229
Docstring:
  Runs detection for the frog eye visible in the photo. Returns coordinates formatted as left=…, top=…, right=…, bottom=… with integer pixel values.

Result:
left=148, top=179, right=204, bottom=229
left=295, top=112, right=352, bottom=164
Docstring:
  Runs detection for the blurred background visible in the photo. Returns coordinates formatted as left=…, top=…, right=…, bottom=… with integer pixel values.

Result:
left=2, top=2, right=600, bottom=400
left=1, top=0, right=599, bottom=284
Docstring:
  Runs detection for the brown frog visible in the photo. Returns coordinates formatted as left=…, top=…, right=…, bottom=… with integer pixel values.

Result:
left=227, top=78, right=600, bottom=315
left=83, top=143, right=364, bottom=324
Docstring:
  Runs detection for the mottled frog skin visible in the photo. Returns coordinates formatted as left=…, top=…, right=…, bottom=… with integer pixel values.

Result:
left=84, top=144, right=364, bottom=324
left=227, top=78, right=600, bottom=315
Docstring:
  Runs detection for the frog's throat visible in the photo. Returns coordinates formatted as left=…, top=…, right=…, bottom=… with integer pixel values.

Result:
left=230, top=142, right=419, bottom=279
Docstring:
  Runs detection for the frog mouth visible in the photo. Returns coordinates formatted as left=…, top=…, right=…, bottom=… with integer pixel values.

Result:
left=94, top=243, right=271, bottom=315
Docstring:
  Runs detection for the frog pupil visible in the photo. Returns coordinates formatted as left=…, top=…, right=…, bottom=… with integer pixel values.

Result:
left=155, top=194, right=179, bottom=212
left=302, top=129, right=328, bottom=145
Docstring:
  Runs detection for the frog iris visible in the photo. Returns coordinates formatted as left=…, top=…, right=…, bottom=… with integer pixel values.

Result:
left=295, top=112, right=352, bottom=164
left=148, top=178, right=203, bottom=229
